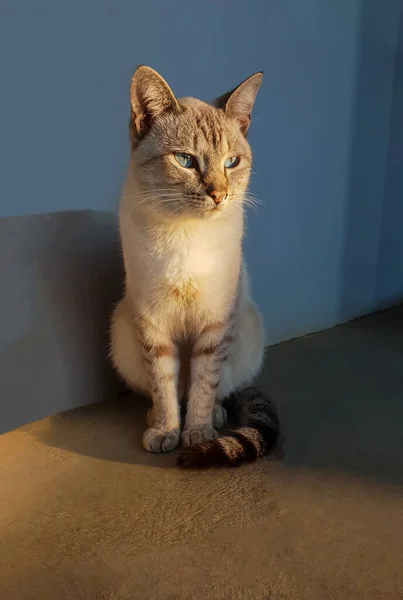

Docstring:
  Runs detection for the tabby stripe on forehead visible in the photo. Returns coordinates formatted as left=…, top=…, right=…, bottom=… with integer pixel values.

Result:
left=212, top=117, right=222, bottom=148
left=199, top=120, right=209, bottom=143
left=210, top=125, right=218, bottom=148
left=203, top=112, right=221, bottom=146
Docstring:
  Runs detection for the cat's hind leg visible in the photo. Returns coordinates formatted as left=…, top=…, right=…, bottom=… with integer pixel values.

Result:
left=213, top=401, right=228, bottom=429
left=110, top=298, right=150, bottom=396
left=217, top=301, right=265, bottom=401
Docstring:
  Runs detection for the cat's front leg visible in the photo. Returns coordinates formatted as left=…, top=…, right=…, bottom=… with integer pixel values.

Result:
left=138, top=330, right=181, bottom=453
left=182, top=323, right=229, bottom=446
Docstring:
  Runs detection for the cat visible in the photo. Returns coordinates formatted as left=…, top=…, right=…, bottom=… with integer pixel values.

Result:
left=110, top=65, right=280, bottom=467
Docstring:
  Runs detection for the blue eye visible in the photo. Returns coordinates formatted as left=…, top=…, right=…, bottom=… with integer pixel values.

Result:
left=175, top=152, right=196, bottom=168
left=224, top=156, right=240, bottom=169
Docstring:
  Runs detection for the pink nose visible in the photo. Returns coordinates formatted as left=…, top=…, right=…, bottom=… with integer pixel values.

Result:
left=208, top=189, right=227, bottom=205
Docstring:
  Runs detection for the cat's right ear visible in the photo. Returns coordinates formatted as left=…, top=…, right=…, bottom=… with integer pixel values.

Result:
left=130, top=66, right=179, bottom=139
left=214, top=72, right=263, bottom=136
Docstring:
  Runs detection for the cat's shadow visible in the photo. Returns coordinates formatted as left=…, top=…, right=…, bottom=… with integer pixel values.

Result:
left=29, top=393, right=182, bottom=469
left=29, top=390, right=284, bottom=470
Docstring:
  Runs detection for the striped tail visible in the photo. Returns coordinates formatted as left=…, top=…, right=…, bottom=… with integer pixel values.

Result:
left=177, top=386, right=280, bottom=468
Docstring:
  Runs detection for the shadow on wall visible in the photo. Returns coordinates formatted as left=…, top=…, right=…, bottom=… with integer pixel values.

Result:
left=375, top=7, right=403, bottom=309
left=341, top=0, right=403, bottom=322
left=0, top=211, right=124, bottom=433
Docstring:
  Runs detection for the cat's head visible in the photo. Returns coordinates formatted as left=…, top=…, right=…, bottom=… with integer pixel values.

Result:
left=128, top=66, right=262, bottom=219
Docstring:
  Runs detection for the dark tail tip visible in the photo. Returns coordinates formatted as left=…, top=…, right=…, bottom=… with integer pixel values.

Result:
left=177, top=386, right=281, bottom=469
left=177, top=439, right=228, bottom=469
left=177, top=427, right=276, bottom=469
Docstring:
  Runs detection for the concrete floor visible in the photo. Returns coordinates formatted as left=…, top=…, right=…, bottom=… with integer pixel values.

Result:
left=1, top=307, right=403, bottom=599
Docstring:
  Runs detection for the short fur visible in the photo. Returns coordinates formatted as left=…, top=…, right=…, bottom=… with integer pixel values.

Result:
left=110, top=65, right=280, bottom=467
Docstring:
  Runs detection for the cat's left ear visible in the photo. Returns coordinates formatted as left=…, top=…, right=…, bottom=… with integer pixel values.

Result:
left=214, top=72, right=263, bottom=136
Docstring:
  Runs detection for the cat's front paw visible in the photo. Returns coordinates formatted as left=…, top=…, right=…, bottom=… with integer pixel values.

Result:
left=181, top=425, right=219, bottom=447
left=143, top=427, right=180, bottom=453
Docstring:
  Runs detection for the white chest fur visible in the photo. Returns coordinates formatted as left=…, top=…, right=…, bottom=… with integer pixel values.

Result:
left=120, top=202, right=243, bottom=328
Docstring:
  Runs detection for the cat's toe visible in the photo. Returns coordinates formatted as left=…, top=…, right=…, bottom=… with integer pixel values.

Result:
left=213, top=404, right=227, bottom=429
left=143, top=427, right=180, bottom=453
left=181, top=425, right=219, bottom=447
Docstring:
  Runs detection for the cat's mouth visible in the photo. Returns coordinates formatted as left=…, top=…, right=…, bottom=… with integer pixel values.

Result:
left=201, top=202, right=223, bottom=217
left=204, top=196, right=227, bottom=212
left=202, top=203, right=226, bottom=219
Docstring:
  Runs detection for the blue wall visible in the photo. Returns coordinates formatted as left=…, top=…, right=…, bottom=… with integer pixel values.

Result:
left=340, top=0, right=403, bottom=323
left=0, top=0, right=402, bottom=344
left=375, top=6, right=403, bottom=311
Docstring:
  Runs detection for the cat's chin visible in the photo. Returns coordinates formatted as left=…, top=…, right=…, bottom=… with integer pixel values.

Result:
left=165, top=206, right=225, bottom=221
left=150, top=197, right=233, bottom=222
left=194, top=206, right=226, bottom=220
left=205, top=207, right=225, bottom=219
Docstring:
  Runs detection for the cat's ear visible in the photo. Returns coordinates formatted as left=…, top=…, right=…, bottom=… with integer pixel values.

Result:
left=214, top=72, right=263, bottom=136
left=130, top=65, right=179, bottom=139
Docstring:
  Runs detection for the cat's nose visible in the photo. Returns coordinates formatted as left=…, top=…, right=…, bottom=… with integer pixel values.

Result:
left=208, top=189, right=227, bottom=205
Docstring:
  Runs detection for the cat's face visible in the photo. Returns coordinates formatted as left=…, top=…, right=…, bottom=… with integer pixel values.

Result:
left=128, top=67, right=262, bottom=220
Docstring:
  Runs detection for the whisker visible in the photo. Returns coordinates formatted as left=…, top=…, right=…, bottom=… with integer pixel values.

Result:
left=231, top=195, right=262, bottom=217
left=120, top=189, right=179, bottom=200
left=122, top=192, right=189, bottom=217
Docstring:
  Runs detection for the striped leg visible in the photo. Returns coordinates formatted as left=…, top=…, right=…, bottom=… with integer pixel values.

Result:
left=182, top=322, right=232, bottom=446
left=138, top=328, right=181, bottom=453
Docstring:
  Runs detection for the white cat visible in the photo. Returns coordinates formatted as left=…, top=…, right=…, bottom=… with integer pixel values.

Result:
left=110, top=66, right=280, bottom=467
